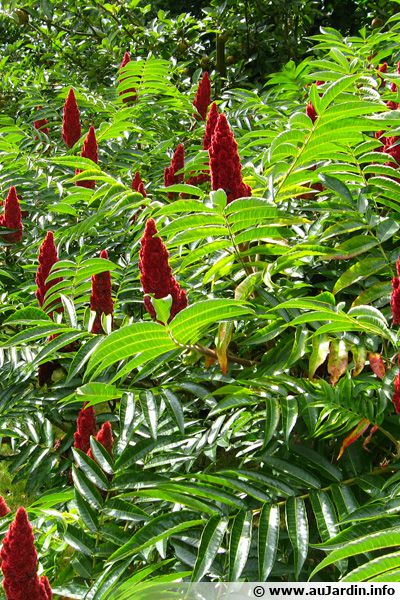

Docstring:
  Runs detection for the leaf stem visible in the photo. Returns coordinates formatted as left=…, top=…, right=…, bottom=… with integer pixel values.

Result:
left=190, top=343, right=258, bottom=367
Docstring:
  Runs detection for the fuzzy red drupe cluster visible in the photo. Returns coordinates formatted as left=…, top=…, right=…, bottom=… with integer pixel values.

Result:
left=139, top=218, right=188, bottom=322
left=62, top=88, right=81, bottom=148
left=87, top=421, right=114, bottom=459
left=33, top=107, right=49, bottom=136
left=35, top=232, right=61, bottom=310
left=193, top=71, right=211, bottom=120
left=76, top=125, right=98, bottom=189
left=0, top=187, right=23, bottom=243
left=391, top=258, right=400, bottom=326
left=1, top=508, right=52, bottom=600
left=74, top=404, right=97, bottom=453
left=164, top=144, right=185, bottom=199
left=209, top=114, right=252, bottom=204
left=90, top=249, right=114, bottom=334
left=132, top=171, right=147, bottom=197
left=0, top=496, right=10, bottom=518
left=118, top=51, right=137, bottom=103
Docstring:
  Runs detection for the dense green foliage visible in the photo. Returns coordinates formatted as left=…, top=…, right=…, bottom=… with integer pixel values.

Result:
left=2, top=2, right=400, bottom=598
left=0, top=0, right=397, bottom=99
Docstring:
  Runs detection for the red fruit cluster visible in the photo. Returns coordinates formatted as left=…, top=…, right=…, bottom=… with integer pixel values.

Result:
left=185, top=172, right=210, bottom=186
left=74, top=404, right=97, bottom=453
left=305, top=80, right=324, bottom=123
left=209, top=114, right=251, bottom=204
left=306, top=101, right=317, bottom=123
left=393, top=373, right=400, bottom=414
left=132, top=171, right=147, bottom=197
left=90, top=250, right=114, bottom=334
left=377, top=62, right=388, bottom=87
left=35, top=232, right=62, bottom=311
left=374, top=130, right=400, bottom=180
left=1, top=507, right=52, bottom=600
left=0, top=496, right=10, bottom=517
left=384, top=136, right=400, bottom=166
left=62, top=89, right=81, bottom=148
left=131, top=172, right=147, bottom=222
left=34, top=118, right=49, bottom=135
left=35, top=231, right=63, bottom=384
left=118, top=51, right=137, bottom=103
left=76, top=126, right=98, bottom=189
left=203, top=102, right=219, bottom=151
left=298, top=164, right=324, bottom=199
left=186, top=103, right=220, bottom=186
left=0, top=187, right=23, bottom=243
left=139, top=218, right=188, bottom=322
left=33, top=108, right=49, bottom=136
left=87, top=421, right=113, bottom=459
left=120, top=52, right=130, bottom=69
left=383, top=63, right=400, bottom=109
left=164, top=144, right=185, bottom=199
left=391, top=258, right=400, bottom=325
left=374, top=65, right=400, bottom=177
left=193, top=72, right=211, bottom=120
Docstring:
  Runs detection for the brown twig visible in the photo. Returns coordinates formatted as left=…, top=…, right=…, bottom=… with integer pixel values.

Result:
left=191, top=343, right=257, bottom=367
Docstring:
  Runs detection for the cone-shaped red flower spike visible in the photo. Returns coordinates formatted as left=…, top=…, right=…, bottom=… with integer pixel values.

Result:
left=391, top=258, right=400, bottom=325
left=203, top=102, right=219, bottom=150
left=185, top=102, right=220, bottom=186
left=387, top=75, right=399, bottom=109
left=0, top=187, right=23, bottom=243
left=33, top=108, right=49, bottom=136
left=40, top=577, right=52, bottom=600
left=306, top=101, right=317, bottom=123
left=164, top=144, right=185, bottom=199
left=120, top=51, right=131, bottom=69
left=62, top=89, right=81, bottom=148
left=209, top=114, right=252, bottom=204
left=139, top=219, right=188, bottom=322
left=186, top=172, right=210, bottom=186
left=35, top=232, right=62, bottom=311
left=118, top=51, right=137, bottom=103
left=393, top=373, right=400, bottom=413
left=193, top=72, right=211, bottom=120
left=384, top=136, right=400, bottom=165
left=0, top=496, right=10, bottom=518
left=90, top=250, right=113, bottom=334
left=81, top=126, right=98, bottom=163
left=130, top=172, right=147, bottom=222
left=74, top=404, right=97, bottom=453
left=87, top=421, right=113, bottom=459
left=1, top=507, right=52, bottom=600
left=137, top=182, right=146, bottom=196
left=390, top=256, right=400, bottom=325
left=132, top=171, right=147, bottom=197
left=391, top=278, right=400, bottom=324
left=164, top=167, right=174, bottom=192
left=76, top=126, right=98, bottom=189
left=378, top=62, right=388, bottom=87
left=185, top=102, right=219, bottom=186
left=34, top=119, right=49, bottom=135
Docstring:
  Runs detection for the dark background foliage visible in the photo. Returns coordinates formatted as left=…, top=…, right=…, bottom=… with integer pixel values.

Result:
left=0, top=0, right=397, bottom=106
